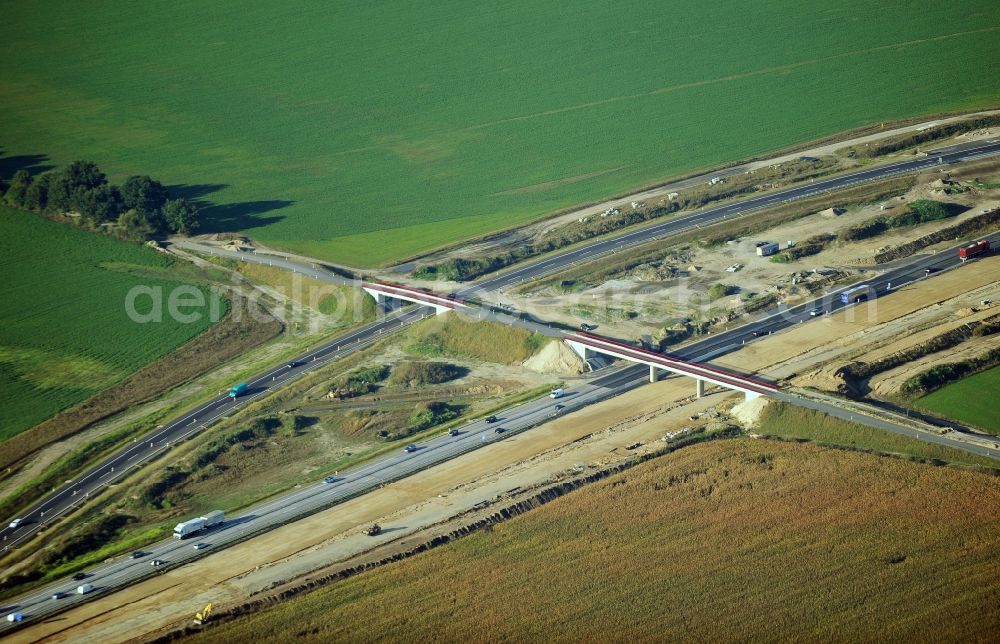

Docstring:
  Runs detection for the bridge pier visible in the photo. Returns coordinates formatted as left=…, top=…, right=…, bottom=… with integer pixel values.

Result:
left=361, top=287, right=451, bottom=315
left=565, top=339, right=593, bottom=362
left=563, top=336, right=776, bottom=402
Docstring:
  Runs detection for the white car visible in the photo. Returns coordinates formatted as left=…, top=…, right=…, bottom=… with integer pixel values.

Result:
left=8, top=518, right=22, bottom=529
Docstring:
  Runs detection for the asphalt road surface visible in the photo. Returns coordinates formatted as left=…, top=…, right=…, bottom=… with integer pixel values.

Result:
left=0, top=365, right=645, bottom=629
left=473, top=138, right=1000, bottom=291
left=5, top=138, right=998, bottom=550
left=2, top=140, right=998, bottom=629
left=6, top=229, right=998, bottom=629
left=0, top=307, right=425, bottom=552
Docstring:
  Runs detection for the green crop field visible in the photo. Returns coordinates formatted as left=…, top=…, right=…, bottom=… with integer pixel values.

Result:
left=2, top=1, right=998, bottom=267
left=915, top=366, right=1000, bottom=434
left=0, top=208, right=221, bottom=441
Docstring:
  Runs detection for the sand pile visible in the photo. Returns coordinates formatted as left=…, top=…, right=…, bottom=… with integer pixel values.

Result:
left=523, top=340, right=587, bottom=375
left=730, top=396, right=770, bottom=427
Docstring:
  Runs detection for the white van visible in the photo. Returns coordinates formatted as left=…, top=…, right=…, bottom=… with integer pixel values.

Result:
left=550, top=388, right=564, bottom=399
left=76, top=583, right=94, bottom=595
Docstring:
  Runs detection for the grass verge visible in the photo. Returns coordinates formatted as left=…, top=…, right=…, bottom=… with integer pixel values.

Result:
left=755, top=401, right=999, bottom=469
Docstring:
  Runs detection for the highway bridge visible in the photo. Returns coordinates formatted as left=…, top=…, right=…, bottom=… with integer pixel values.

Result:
left=8, top=137, right=998, bottom=553
left=565, top=332, right=778, bottom=399
left=361, top=281, right=468, bottom=314
left=2, top=140, right=999, bottom=632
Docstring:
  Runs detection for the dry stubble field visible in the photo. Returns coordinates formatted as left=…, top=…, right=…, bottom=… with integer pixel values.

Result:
left=191, top=438, right=1000, bottom=642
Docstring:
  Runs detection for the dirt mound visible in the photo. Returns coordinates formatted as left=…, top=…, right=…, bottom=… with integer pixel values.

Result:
left=522, top=341, right=586, bottom=375
left=793, top=363, right=863, bottom=397
left=729, top=396, right=770, bottom=426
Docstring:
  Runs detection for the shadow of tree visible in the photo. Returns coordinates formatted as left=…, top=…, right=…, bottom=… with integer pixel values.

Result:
left=2, top=153, right=292, bottom=235
left=165, top=183, right=228, bottom=201
left=196, top=199, right=293, bottom=233
left=166, top=183, right=292, bottom=233
left=0, top=149, right=55, bottom=180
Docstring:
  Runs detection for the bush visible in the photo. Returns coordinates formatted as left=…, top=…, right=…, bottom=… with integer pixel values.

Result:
left=841, top=116, right=1000, bottom=158
left=839, top=217, right=889, bottom=242
left=291, top=415, right=318, bottom=431
left=708, top=283, right=737, bottom=300
left=141, top=468, right=190, bottom=509
left=906, top=199, right=960, bottom=222
left=332, top=364, right=390, bottom=397
left=389, top=361, right=464, bottom=387
left=39, top=514, right=139, bottom=567
left=415, top=202, right=685, bottom=281
left=839, top=200, right=963, bottom=243
left=408, top=401, right=461, bottom=431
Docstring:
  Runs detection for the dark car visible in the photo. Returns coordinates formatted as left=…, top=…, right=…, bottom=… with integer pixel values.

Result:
left=404, top=444, right=418, bottom=453
left=72, top=572, right=88, bottom=581
left=494, top=427, right=506, bottom=434
left=150, top=559, right=165, bottom=567
left=485, top=415, right=498, bottom=423
left=808, top=308, right=823, bottom=317
left=286, top=360, right=301, bottom=368
left=131, top=551, right=145, bottom=559
left=448, top=429, right=461, bottom=437
left=324, top=475, right=337, bottom=484
left=924, top=267, right=938, bottom=274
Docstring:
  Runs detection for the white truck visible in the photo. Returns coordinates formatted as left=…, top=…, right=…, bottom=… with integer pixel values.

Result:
left=173, top=510, right=224, bottom=539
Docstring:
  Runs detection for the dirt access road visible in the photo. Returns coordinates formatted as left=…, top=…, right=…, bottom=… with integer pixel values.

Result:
left=385, top=109, right=1000, bottom=275
left=14, top=256, right=1000, bottom=643
left=193, top=110, right=1000, bottom=278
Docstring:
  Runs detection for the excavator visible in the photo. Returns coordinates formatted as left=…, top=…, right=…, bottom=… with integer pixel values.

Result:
left=194, top=603, right=213, bottom=625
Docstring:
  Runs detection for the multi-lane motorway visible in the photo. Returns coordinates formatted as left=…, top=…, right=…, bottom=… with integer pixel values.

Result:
left=3, top=248, right=997, bottom=631
left=5, top=228, right=998, bottom=628
left=0, top=366, right=646, bottom=626
left=672, top=231, right=1000, bottom=364
left=474, top=138, right=1000, bottom=291
left=5, top=136, right=998, bottom=549
left=2, top=137, right=998, bottom=629
left=0, top=308, right=426, bottom=552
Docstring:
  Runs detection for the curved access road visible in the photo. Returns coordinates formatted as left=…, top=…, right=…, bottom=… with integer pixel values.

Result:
left=3, top=137, right=997, bottom=557
left=3, top=243, right=998, bottom=634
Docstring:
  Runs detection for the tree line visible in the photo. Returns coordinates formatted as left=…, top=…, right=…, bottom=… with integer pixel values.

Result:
left=0, top=160, right=200, bottom=240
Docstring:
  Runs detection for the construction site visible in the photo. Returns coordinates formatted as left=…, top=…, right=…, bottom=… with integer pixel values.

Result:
left=10, top=243, right=998, bottom=642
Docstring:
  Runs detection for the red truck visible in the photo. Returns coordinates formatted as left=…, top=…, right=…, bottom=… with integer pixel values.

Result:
left=958, top=240, right=990, bottom=261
